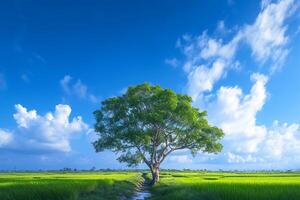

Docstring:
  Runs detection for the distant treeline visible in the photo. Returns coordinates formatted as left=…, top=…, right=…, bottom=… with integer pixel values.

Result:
left=1, top=168, right=300, bottom=173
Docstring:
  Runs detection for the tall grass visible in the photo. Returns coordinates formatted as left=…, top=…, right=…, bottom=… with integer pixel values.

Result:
left=0, top=172, right=142, bottom=200
left=150, top=172, right=300, bottom=200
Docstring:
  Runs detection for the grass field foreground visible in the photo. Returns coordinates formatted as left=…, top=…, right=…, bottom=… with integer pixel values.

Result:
left=0, top=172, right=142, bottom=200
left=149, top=172, right=300, bottom=200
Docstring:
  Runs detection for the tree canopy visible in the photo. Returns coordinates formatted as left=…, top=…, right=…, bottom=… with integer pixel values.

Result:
left=93, top=83, right=224, bottom=184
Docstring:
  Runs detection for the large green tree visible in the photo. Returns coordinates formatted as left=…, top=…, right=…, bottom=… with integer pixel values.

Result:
left=93, top=83, right=224, bottom=184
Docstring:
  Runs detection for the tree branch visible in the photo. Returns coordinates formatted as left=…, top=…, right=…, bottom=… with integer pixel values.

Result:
left=136, top=145, right=151, bottom=168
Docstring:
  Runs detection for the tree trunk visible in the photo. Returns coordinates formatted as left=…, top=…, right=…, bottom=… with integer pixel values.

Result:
left=151, top=166, right=160, bottom=185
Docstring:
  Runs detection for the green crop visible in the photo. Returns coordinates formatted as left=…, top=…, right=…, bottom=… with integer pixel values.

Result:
left=0, top=172, right=142, bottom=200
left=2, top=171, right=300, bottom=200
left=150, top=172, right=300, bottom=200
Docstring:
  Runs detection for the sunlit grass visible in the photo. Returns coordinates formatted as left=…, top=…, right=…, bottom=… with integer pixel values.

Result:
left=2, top=171, right=300, bottom=200
left=0, top=172, right=142, bottom=200
left=150, top=172, right=300, bottom=200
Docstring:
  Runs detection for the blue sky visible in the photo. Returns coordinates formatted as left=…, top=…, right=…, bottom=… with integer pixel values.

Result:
left=0, top=0, right=300, bottom=170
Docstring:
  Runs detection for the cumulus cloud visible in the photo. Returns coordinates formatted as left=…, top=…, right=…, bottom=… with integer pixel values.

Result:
left=168, top=0, right=300, bottom=168
left=225, top=121, right=300, bottom=165
left=0, top=104, right=88, bottom=153
left=60, top=75, right=99, bottom=103
left=14, top=104, right=38, bottom=128
left=176, top=0, right=298, bottom=102
left=208, top=73, right=268, bottom=154
left=200, top=73, right=300, bottom=167
left=262, top=121, right=300, bottom=160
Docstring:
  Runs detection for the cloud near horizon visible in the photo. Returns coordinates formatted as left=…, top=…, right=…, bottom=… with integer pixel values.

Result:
left=0, top=104, right=88, bottom=153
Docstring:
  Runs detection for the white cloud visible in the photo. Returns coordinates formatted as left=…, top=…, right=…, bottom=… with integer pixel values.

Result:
left=261, top=0, right=272, bottom=9
left=227, top=152, right=262, bottom=163
left=187, top=60, right=225, bottom=100
left=14, top=104, right=38, bottom=128
left=170, top=0, right=300, bottom=168
left=176, top=0, right=298, bottom=102
left=178, top=32, right=242, bottom=101
left=60, top=75, right=99, bottom=103
left=1, top=104, right=88, bottom=153
left=0, top=129, right=12, bottom=147
left=262, top=121, right=300, bottom=160
left=208, top=73, right=268, bottom=154
left=203, top=73, right=300, bottom=166
left=243, top=0, right=296, bottom=72
left=225, top=121, right=300, bottom=165
left=169, top=155, right=192, bottom=164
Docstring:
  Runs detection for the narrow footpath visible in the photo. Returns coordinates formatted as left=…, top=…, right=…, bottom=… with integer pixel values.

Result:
left=130, top=173, right=152, bottom=200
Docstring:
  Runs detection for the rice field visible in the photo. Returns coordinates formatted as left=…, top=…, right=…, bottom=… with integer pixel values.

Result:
left=1, top=171, right=300, bottom=200
left=0, top=172, right=142, bottom=200
left=149, top=172, right=300, bottom=200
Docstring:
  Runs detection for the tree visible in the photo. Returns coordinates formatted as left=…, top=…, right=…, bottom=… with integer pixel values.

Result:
left=93, top=83, right=224, bottom=185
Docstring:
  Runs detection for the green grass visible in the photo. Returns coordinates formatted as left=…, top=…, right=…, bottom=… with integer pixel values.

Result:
left=2, top=171, right=300, bottom=200
left=149, top=172, right=300, bottom=200
left=0, top=172, right=142, bottom=200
